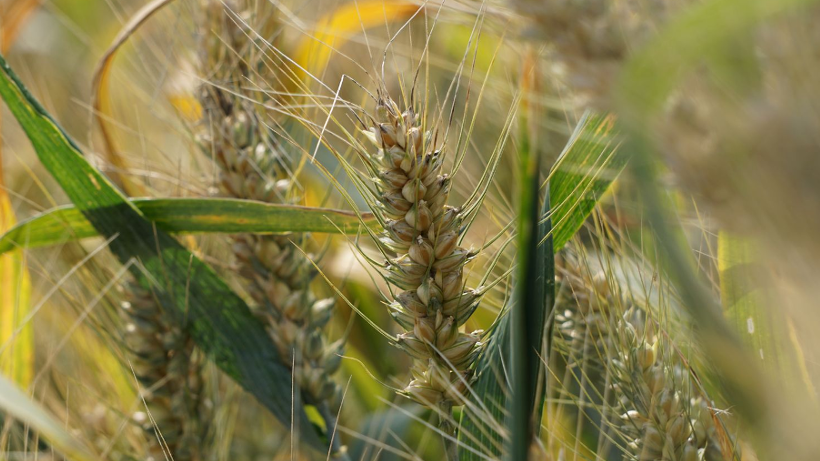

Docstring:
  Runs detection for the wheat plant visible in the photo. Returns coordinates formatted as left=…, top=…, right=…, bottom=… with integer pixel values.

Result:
left=3, top=0, right=820, bottom=460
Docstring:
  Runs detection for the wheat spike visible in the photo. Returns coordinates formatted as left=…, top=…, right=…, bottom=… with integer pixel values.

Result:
left=611, top=328, right=728, bottom=461
left=556, top=253, right=731, bottom=461
left=358, top=96, right=485, bottom=414
left=196, top=0, right=345, bottom=451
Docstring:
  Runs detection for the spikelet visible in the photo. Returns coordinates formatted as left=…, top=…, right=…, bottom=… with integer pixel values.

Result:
left=195, top=0, right=344, bottom=424
left=120, top=281, right=209, bottom=461
left=359, top=96, right=484, bottom=413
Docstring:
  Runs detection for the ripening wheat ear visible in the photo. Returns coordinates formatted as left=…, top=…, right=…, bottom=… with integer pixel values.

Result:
left=355, top=95, right=492, bottom=428
left=195, top=0, right=346, bottom=455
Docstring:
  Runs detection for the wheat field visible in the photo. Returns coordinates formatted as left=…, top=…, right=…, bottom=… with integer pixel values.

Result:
left=1, top=0, right=819, bottom=460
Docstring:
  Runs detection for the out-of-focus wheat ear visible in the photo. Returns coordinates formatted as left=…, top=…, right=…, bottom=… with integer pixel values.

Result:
left=120, top=280, right=209, bottom=461
left=556, top=252, right=736, bottom=461
left=195, top=0, right=348, bottom=457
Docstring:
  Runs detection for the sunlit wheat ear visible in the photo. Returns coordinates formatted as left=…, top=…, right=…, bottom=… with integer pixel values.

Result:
left=119, top=280, right=209, bottom=461
left=194, top=0, right=346, bottom=453
left=354, top=95, right=491, bottom=419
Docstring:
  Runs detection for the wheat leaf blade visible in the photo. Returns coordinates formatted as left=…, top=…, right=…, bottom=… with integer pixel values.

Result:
left=549, top=112, right=622, bottom=250
left=0, top=197, right=375, bottom=255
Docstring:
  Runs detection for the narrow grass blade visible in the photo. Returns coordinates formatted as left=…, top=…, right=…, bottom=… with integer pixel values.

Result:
left=506, top=154, right=549, bottom=460
left=0, top=53, right=323, bottom=449
left=458, top=113, right=618, bottom=460
left=0, top=197, right=375, bottom=255
left=0, top=374, right=96, bottom=460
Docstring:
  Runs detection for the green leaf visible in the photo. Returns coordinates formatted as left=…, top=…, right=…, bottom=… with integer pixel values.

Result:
left=718, top=232, right=812, bottom=390
left=0, top=197, right=374, bottom=255
left=458, top=112, right=619, bottom=460
left=0, top=373, right=96, bottom=460
left=0, top=54, right=322, bottom=449
left=549, top=112, right=622, bottom=250
left=718, top=233, right=772, bottom=363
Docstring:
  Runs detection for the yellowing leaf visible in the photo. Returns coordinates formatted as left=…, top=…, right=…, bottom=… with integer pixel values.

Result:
left=0, top=192, right=32, bottom=390
left=295, top=1, right=421, bottom=79
left=168, top=94, right=202, bottom=122
left=92, top=0, right=177, bottom=197
left=0, top=0, right=39, bottom=391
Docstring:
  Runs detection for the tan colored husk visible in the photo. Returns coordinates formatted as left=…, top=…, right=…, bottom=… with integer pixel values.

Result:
left=611, top=329, right=728, bottom=461
left=360, top=96, right=484, bottom=414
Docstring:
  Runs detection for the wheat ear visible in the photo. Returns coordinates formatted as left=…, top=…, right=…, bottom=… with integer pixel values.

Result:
left=196, top=0, right=346, bottom=455
left=120, top=281, right=209, bottom=461
left=359, top=96, right=485, bottom=418
left=557, top=254, right=731, bottom=461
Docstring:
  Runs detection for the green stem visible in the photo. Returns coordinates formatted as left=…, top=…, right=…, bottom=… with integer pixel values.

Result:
left=438, top=403, right=458, bottom=461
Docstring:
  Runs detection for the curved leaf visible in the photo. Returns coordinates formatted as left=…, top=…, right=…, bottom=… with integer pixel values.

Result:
left=91, top=0, right=176, bottom=196
left=0, top=53, right=323, bottom=449
left=0, top=197, right=375, bottom=255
